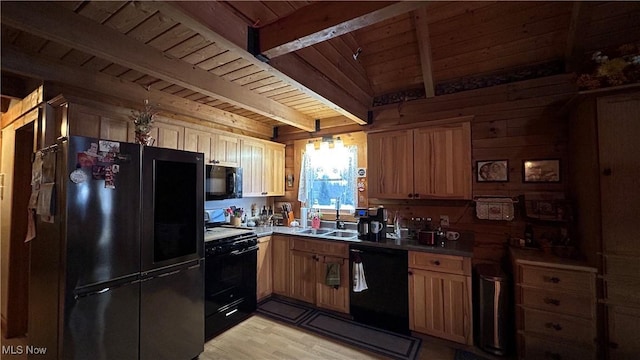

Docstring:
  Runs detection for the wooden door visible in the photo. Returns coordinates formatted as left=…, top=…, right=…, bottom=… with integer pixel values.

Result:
left=414, top=123, right=471, bottom=199
left=315, top=256, right=349, bottom=313
left=241, top=139, right=266, bottom=196
left=271, top=236, right=289, bottom=296
left=367, top=130, right=414, bottom=199
left=257, top=236, right=272, bottom=301
left=606, top=305, right=640, bottom=360
left=289, top=250, right=316, bottom=304
left=597, top=93, right=640, bottom=255
left=264, top=143, right=285, bottom=196
left=213, top=132, right=241, bottom=167
left=409, top=269, right=469, bottom=344
left=184, top=128, right=213, bottom=164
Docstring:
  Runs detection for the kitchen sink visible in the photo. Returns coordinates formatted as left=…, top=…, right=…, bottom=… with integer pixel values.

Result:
left=297, top=228, right=334, bottom=235
left=327, top=230, right=358, bottom=239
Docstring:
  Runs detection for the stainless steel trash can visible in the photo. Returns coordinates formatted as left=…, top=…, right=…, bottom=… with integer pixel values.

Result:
left=474, top=263, right=510, bottom=356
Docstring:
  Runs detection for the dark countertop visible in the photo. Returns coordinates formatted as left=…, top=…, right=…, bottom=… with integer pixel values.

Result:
left=251, top=226, right=474, bottom=257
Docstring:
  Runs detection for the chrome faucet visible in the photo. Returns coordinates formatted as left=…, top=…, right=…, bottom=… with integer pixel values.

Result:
left=335, top=198, right=346, bottom=229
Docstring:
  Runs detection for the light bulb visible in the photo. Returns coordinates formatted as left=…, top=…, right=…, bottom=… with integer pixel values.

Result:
left=306, top=141, right=314, bottom=152
left=334, top=137, right=344, bottom=150
left=320, top=141, right=329, bottom=151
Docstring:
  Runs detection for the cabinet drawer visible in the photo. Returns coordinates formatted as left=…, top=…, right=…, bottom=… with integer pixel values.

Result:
left=521, top=287, right=595, bottom=319
left=291, top=238, right=348, bottom=258
left=520, top=265, right=594, bottom=295
left=409, top=252, right=470, bottom=275
left=523, top=334, right=596, bottom=360
left=522, top=308, right=595, bottom=344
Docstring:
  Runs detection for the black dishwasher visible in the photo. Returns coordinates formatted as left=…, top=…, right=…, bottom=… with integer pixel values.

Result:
left=349, top=244, right=409, bottom=335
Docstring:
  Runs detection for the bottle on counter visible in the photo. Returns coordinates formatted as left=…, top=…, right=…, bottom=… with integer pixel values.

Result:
left=524, top=223, right=534, bottom=247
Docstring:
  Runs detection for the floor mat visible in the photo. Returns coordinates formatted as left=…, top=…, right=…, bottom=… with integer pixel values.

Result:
left=256, top=297, right=315, bottom=325
left=299, top=311, right=422, bottom=360
left=454, top=349, right=492, bottom=360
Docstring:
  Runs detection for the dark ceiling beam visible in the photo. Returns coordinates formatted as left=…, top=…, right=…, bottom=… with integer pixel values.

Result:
left=158, top=1, right=369, bottom=124
left=565, top=2, right=594, bottom=73
left=1, top=1, right=316, bottom=132
left=412, top=7, right=435, bottom=98
left=257, top=1, right=428, bottom=59
left=1, top=73, right=27, bottom=99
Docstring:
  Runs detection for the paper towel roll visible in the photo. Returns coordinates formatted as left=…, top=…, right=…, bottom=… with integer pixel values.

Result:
left=300, top=207, right=308, bottom=228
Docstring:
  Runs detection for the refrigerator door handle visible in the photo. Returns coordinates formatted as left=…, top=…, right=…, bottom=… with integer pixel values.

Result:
left=157, top=270, right=181, bottom=278
left=75, top=279, right=141, bottom=300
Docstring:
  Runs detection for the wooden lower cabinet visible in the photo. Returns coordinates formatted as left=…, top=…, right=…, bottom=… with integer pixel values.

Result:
left=284, top=238, right=349, bottom=313
left=409, top=268, right=469, bottom=344
left=511, top=248, right=597, bottom=359
left=408, top=251, right=472, bottom=345
left=272, top=236, right=290, bottom=296
left=289, top=250, right=317, bottom=304
left=257, top=236, right=272, bottom=301
left=315, top=256, right=349, bottom=313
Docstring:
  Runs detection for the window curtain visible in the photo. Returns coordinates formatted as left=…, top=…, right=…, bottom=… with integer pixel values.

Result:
left=297, top=149, right=311, bottom=207
left=298, top=145, right=357, bottom=211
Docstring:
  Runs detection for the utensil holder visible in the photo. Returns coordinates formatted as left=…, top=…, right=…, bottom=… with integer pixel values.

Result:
left=231, top=216, right=241, bottom=226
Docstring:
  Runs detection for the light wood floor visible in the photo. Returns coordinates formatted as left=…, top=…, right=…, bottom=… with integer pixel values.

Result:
left=203, top=314, right=456, bottom=360
left=2, top=314, right=501, bottom=360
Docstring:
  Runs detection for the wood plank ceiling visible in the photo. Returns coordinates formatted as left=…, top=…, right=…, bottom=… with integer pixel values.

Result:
left=1, top=1, right=639, bottom=138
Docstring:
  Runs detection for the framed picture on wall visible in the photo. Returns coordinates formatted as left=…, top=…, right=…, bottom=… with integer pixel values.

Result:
left=523, top=159, right=560, bottom=183
left=476, top=160, right=509, bottom=182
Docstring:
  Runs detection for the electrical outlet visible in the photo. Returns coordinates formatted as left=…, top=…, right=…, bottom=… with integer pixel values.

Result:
left=440, top=215, right=450, bottom=227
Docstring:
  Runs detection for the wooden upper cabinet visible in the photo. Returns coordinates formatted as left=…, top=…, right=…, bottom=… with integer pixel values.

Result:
left=367, top=129, right=414, bottom=199
left=184, top=127, right=214, bottom=163
left=367, top=122, right=471, bottom=200
left=414, top=123, right=471, bottom=199
left=184, top=128, right=240, bottom=166
left=265, top=143, right=285, bottom=196
left=150, top=121, right=184, bottom=150
left=67, top=103, right=130, bottom=142
left=241, top=139, right=266, bottom=196
left=214, top=133, right=241, bottom=167
left=241, top=139, right=285, bottom=197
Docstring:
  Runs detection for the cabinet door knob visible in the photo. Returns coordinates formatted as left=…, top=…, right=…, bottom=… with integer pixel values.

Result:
left=543, top=297, right=560, bottom=306
left=413, top=193, right=419, bottom=198
left=432, top=260, right=440, bottom=266
left=545, top=322, right=562, bottom=331
left=408, top=194, right=414, bottom=198
left=408, top=271, right=413, bottom=276
left=603, top=168, right=612, bottom=176
left=544, top=276, right=561, bottom=283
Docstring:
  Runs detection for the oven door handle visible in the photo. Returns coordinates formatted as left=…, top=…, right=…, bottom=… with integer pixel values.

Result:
left=229, top=245, right=258, bottom=256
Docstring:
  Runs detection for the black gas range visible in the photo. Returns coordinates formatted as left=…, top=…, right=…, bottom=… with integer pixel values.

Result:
left=204, top=225, right=258, bottom=339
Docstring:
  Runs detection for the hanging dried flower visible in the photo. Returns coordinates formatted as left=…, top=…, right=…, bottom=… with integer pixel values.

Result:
left=131, top=100, right=157, bottom=145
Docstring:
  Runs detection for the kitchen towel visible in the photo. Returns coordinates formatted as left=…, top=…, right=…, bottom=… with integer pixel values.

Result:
left=325, top=263, right=341, bottom=286
left=352, top=262, right=368, bottom=292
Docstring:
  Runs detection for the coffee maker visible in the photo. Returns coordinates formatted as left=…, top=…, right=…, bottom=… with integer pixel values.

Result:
left=356, top=206, right=388, bottom=241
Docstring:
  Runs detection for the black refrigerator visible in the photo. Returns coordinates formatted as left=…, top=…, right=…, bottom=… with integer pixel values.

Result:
left=28, top=136, right=204, bottom=360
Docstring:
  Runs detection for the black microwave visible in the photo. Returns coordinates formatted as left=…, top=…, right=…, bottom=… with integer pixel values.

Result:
left=205, top=165, right=242, bottom=200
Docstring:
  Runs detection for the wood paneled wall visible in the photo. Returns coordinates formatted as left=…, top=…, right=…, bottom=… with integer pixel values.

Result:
left=278, top=74, right=578, bottom=263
